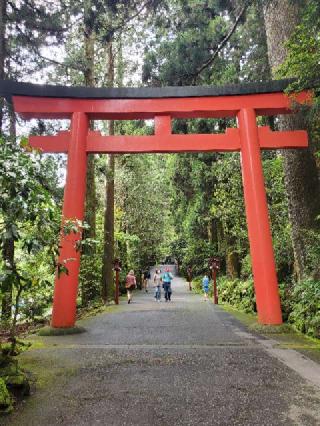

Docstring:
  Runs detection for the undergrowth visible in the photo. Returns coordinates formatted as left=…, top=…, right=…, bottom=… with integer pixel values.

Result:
left=192, top=275, right=320, bottom=339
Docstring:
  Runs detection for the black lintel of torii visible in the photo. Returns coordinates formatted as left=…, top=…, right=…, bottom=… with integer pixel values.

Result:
left=0, top=78, right=296, bottom=101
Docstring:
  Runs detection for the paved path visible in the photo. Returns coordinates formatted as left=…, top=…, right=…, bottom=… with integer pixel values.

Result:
left=5, top=268, right=320, bottom=425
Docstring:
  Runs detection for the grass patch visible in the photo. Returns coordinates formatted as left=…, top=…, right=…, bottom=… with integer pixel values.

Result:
left=248, top=323, right=293, bottom=334
left=275, top=342, right=320, bottom=349
left=22, top=340, right=46, bottom=350
left=221, top=303, right=320, bottom=363
left=220, top=303, right=258, bottom=328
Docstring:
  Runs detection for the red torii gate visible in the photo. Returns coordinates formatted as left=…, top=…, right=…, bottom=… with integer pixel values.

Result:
left=0, top=79, right=310, bottom=328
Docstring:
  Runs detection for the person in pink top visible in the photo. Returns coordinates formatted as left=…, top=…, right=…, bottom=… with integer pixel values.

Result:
left=125, top=270, right=136, bottom=304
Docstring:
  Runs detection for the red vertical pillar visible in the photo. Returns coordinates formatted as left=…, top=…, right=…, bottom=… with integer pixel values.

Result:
left=238, top=108, right=282, bottom=325
left=51, top=112, right=88, bottom=328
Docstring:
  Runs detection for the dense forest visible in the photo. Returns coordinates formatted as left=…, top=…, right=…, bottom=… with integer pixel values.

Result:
left=0, top=0, right=320, bottom=354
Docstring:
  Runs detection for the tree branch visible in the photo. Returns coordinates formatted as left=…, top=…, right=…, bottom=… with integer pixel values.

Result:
left=191, top=2, right=251, bottom=83
left=9, top=23, right=82, bottom=72
left=108, top=0, right=154, bottom=38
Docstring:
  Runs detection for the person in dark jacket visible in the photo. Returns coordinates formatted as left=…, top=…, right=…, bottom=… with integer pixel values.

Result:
left=143, top=268, right=151, bottom=293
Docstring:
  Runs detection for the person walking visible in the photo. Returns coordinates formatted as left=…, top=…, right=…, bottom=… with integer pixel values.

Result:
left=125, top=270, right=136, bottom=304
left=162, top=268, right=173, bottom=302
left=202, top=274, right=210, bottom=301
left=143, top=268, right=151, bottom=293
left=153, top=269, right=162, bottom=302
left=187, top=265, right=193, bottom=291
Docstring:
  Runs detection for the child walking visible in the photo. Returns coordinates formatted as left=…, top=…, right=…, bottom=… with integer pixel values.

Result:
left=202, top=274, right=210, bottom=301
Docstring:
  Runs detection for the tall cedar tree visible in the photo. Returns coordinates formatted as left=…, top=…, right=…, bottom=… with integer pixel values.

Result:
left=81, top=0, right=98, bottom=306
left=264, top=0, right=320, bottom=280
left=102, top=40, right=115, bottom=303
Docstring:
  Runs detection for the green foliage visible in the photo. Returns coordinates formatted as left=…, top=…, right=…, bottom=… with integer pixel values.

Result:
left=218, top=276, right=256, bottom=313
left=277, top=1, right=320, bottom=94
left=289, top=279, right=320, bottom=338
left=4, top=0, right=67, bottom=81
left=0, top=377, right=12, bottom=414
left=180, top=240, right=215, bottom=277
left=114, top=148, right=171, bottom=273
left=212, top=277, right=320, bottom=339
left=143, top=0, right=251, bottom=85
left=192, top=275, right=256, bottom=313
left=263, top=155, right=293, bottom=279
left=0, top=137, right=62, bottom=324
left=0, top=341, right=31, bottom=412
left=211, top=153, right=247, bottom=252
left=303, top=226, right=320, bottom=278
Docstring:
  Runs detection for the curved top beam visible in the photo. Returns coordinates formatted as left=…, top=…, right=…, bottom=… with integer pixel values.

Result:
left=0, top=78, right=295, bottom=100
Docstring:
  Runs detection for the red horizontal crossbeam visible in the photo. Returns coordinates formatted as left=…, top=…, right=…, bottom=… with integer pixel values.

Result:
left=13, top=91, right=311, bottom=120
left=29, top=126, right=308, bottom=154
left=257, top=126, right=308, bottom=149
left=29, top=130, right=70, bottom=153
left=87, top=129, right=240, bottom=153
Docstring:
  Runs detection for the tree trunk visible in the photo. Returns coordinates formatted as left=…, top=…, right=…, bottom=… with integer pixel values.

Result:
left=81, top=0, right=98, bottom=306
left=0, top=0, right=6, bottom=133
left=1, top=234, right=14, bottom=322
left=102, top=150, right=115, bottom=302
left=1, top=79, right=17, bottom=321
left=263, top=0, right=320, bottom=279
left=226, top=250, right=240, bottom=279
left=8, top=101, right=16, bottom=139
left=102, top=41, right=115, bottom=303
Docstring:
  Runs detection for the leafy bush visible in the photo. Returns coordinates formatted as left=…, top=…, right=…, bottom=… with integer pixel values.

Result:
left=192, top=277, right=210, bottom=295
left=192, top=275, right=256, bottom=313
left=218, top=276, right=256, bottom=313
left=288, top=279, right=320, bottom=338
left=278, top=282, right=292, bottom=322
left=213, top=276, right=320, bottom=339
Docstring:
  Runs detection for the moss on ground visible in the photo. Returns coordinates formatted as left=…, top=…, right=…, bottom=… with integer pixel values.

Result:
left=19, top=354, right=77, bottom=391
left=38, top=326, right=86, bottom=336
left=249, top=323, right=293, bottom=334
left=23, top=340, right=46, bottom=350
left=220, top=303, right=320, bottom=364
left=0, top=352, right=30, bottom=415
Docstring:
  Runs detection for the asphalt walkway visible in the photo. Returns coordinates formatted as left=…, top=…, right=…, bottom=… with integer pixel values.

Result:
left=5, top=267, right=320, bottom=425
